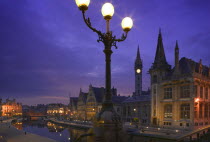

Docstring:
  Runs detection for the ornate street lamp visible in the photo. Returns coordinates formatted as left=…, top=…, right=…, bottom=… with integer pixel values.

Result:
left=75, top=0, right=133, bottom=112
left=75, top=1, right=133, bottom=141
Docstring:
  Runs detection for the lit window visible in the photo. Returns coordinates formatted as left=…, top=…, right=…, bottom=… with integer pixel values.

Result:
left=180, top=104, right=190, bottom=119
left=164, top=104, right=172, bottom=118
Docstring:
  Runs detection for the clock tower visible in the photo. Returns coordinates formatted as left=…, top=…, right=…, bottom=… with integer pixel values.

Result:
left=134, top=46, right=143, bottom=96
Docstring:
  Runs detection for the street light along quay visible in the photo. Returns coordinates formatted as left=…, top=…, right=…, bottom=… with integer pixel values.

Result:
left=75, top=0, right=133, bottom=141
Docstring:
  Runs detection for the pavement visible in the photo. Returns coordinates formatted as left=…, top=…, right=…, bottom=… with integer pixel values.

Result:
left=0, top=120, right=56, bottom=142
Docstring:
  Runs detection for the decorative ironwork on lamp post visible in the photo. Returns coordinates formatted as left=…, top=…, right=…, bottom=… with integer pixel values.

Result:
left=75, top=0, right=133, bottom=117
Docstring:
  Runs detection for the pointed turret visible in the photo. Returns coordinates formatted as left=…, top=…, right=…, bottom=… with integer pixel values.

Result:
left=199, top=59, right=203, bottom=74
left=175, top=40, right=179, bottom=70
left=136, top=45, right=141, bottom=60
left=154, top=29, right=167, bottom=64
left=151, top=29, right=171, bottom=70
left=135, top=45, right=142, bottom=69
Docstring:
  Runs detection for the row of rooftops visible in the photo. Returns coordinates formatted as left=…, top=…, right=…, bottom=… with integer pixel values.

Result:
left=0, top=98, right=22, bottom=106
left=70, top=85, right=151, bottom=107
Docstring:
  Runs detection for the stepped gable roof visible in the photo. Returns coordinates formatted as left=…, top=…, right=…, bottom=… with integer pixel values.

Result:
left=79, top=91, right=88, bottom=103
left=123, top=95, right=151, bottom=103
left=112, top=96, right=128, bottom=104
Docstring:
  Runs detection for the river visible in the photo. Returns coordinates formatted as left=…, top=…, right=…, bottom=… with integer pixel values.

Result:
left=12, top=120, right=88, bottom=142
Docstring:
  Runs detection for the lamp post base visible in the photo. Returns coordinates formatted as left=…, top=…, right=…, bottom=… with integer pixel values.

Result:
left=92, top=108, right=123, bottom=142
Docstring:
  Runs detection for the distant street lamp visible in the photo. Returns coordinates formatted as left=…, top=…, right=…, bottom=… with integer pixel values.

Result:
left=75, top=0, right=133, bottom=141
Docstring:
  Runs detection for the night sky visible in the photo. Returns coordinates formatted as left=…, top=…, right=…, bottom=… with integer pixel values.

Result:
left=0, top=0, right=210, bottom=105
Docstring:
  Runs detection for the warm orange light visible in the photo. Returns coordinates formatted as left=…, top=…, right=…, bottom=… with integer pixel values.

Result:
left=195, top=98, right=200, bottom=103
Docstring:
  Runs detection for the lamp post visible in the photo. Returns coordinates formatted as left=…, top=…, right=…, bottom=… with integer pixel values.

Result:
left=75, top=0, right=133, bottom=141
left=75, top=0, right=133, bottom=113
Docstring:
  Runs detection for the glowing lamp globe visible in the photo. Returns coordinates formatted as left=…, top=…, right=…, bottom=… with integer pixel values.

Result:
left=121, top=17, right=133, bottom=32
left=101, top=3, right=114, bottom=20
left=75, top=0, right=90, bottom=11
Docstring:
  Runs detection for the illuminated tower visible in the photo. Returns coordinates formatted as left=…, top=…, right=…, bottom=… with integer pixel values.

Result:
left=134, top=46, right=143, bottom=96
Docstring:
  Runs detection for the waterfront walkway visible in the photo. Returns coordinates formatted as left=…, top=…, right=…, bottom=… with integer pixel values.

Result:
left=0, top=120, right=56, bottom=142
left=49, top=118, right=92, bottom=129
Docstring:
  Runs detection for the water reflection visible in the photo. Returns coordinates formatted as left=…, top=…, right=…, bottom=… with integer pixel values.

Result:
left=12, top=121, right=88, bottom=142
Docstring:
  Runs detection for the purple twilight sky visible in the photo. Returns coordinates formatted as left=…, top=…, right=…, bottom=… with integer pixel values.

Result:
left=0, top=0, right=210, bottom=105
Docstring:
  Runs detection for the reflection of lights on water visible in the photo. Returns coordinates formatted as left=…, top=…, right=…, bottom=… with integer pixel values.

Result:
left=56, top=130, right=58, bottom=132
left=60, top=134, right=62, bottom=136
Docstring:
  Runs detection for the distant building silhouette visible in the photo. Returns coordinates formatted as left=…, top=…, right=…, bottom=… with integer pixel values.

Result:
left=122, top=47, right=151, bottom=126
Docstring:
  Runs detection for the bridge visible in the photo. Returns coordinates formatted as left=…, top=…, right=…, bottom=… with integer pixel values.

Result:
left=23, top=111, right=47, bottom=121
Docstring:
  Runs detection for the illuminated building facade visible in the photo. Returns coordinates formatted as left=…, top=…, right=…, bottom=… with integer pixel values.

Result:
left=150, top=30, right=210, bottom=129
left=47, top=103, right=68, bottom=116
left=71, top=85, right=126, bottom=121
left=0, top=98, right=2, bottom=116
left=2, top=99, right=22, bottom=117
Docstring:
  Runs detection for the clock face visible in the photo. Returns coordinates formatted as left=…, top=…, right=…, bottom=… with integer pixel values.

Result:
left=136, top=69, right=141, bottom=73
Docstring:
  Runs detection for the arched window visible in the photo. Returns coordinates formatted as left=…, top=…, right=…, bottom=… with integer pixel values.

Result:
left=164, top=104, right=172, bottom=118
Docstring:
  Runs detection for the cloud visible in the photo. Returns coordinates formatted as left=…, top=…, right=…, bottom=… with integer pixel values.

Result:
left=0, top=0, right=210, bottom=105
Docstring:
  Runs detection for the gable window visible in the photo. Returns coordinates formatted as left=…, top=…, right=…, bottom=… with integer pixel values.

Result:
left=180, top=104, right=190, bottom=119
left=164, top=88, right=172, bottom=99
left=164, top=104, right=172, bottom=118
left=180, top=85, right=190, bottom=98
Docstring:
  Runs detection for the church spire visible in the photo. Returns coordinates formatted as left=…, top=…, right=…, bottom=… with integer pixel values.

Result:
left=136, top=45, right=140, bottom=60
left=134, top=45, right=143, bottom=96
left=135, top=45, right=142, bottom=66
left=175, top=40, right=179, bottom=68
left=152, top=29, right=170, bottom=70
